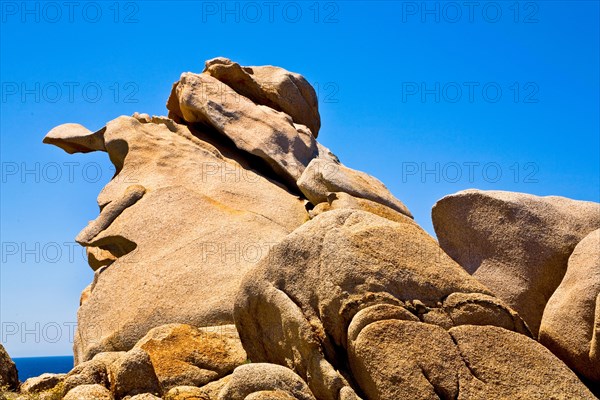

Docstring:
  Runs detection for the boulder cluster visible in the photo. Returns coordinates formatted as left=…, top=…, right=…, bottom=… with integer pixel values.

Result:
left=1, top=58, right=598, bottom=399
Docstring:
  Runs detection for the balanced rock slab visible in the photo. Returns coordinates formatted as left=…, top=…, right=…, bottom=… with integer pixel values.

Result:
left=297, top=158, right=412, bottom=217
left=432, top=189, right=600, bottom=334
left=204, top=57, right=321, bottom=137
left=167, top=72, right=318, bottom=189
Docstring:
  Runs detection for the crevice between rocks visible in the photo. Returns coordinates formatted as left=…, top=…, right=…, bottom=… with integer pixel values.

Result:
left=449, top=332, right=487, bottom=385
left=418, top=365, right=446, bottom=400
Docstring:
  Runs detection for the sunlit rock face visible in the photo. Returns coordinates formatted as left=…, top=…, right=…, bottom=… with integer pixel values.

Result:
left=43, top=58, right=599, bottom=400
left=540, top=228, right=600, bottom=384
left=44, top=59, right=411, bottom=365
left=234, top=209, right=595, bottom=400
left=46, top=115, right=309, bottom=363
left=432, top=189, right=600, bottom=335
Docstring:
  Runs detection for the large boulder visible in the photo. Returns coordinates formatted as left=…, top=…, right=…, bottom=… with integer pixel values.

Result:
left=134, top=324, right=246, bottom=390
left=233, top=209, right=591, bottom=399
left=448, top=325, right=595, bottom=399
left=432, top=189, right=600, bottom=334
left=297, top=158, right=412, bottom=218
left=540, top=228, right=600, bottom=384
left=44, top=115, right=308, bottom=363
left=61, top=359, right=109, bottom=396
left=167, top=72, right=319, bottom=189
left=165, top=377, right=230, bottom=400
left=218, top=364, right=316, bottom=400
left=203, top=57, right=321, bottom=137
left=63, top=384, right=113, bottom=400
left=20, top=373, right=65, bottom=394
left=109, top=348, right=161, bottom=399
left=349, top=320, right=595, bottom=399
left=43, top=60, right=597, bottom=399
left=0, top=344, right=18, bottom=391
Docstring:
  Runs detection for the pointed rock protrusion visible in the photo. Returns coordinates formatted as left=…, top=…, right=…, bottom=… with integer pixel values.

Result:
left=43, top=123, right=106, bottom=153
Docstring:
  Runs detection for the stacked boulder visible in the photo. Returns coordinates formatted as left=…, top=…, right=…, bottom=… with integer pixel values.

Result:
left=44, top=58, right=411, bottom=366
left=432, top=190, right=600, bottom=393
left=234, top=209, right=595, bottom=399
left=34, top=58, right=599, bottom=399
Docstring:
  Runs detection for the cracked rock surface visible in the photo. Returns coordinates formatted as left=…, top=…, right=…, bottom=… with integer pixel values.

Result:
left=234, top=209, right=594, bottom=399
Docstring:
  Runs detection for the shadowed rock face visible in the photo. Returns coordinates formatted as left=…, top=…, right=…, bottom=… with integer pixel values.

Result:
left=540, top=229, right=600, bottom=383
left=0, top=344, right=19, bottom=391
left=45, top=115, right=309, bottom=363
left=432, top=189, right=600, bottom=335
left=202, top=57, right=321, bottom=138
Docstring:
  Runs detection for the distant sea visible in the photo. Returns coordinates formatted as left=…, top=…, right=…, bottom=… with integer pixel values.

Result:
left=12, top=356, right=74, bottom=381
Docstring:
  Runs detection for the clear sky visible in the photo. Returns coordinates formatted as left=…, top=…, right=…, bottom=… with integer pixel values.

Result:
left=1, top=1, right=598, bottom=357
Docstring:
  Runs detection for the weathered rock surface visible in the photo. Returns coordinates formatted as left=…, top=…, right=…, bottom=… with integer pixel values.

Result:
left=134, top=324, right=246, bottom=390
left=92, top=352, right=126, bottom=370
left=165, top=380, right=228, bottom=400
left=63, top=384, right=113, bottom=400
left=42, top=59, right=599, bottom=399
left=540, top=228, right=600, bottom=384
left=61, top=359, right=109, bottom=396
left=203, top=57, right=321, bottom=137
left=297, top=158, right=412, bottom=217
left=45, top=115, right=308, bottom=363
left=308, top=192, right=411, bottom=224
left=244, top=391, right=297, bottom=400
left=449, top=325, right=595, bottom=399
left=109, top=348, right=161, bottom=399
left=233, top=209, right=581, bottom=400
left=79, top=283, right=93, bottom=306
left=20, top=373, right=65, bottom=394
left=167, top=72, right=318, bottom=189
left=0, top=344, right=18, bottom=391
left=218, top=364, right=316, bottom=400
left=129, top=394, right=162, bottom=400
left=432, top=189, right=600, bottom=334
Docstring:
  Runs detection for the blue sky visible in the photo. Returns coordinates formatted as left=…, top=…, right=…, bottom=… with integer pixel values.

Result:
left=1, top=1, right=598, bottom=357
